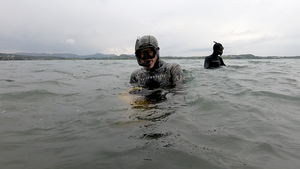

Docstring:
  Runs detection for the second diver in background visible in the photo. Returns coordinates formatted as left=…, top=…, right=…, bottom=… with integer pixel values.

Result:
left=204, top=41, right=226, bottom=69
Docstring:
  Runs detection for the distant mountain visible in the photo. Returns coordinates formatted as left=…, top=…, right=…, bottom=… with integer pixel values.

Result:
left=13, top=52, right=77, bottom=58
left=12, top=52, right=130, bottom=58
left=2, top=52, right=299, bottom=60
left=82, top=53, right=118, bottom=58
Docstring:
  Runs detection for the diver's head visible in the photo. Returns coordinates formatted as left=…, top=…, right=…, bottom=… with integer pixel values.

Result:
left=213, top=41, right=224, bottom=56
left=135, top=35, right=160, bottom=69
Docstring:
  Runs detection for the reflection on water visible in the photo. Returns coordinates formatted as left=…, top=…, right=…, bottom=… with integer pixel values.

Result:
left=120, top=86, right=186, bottom=122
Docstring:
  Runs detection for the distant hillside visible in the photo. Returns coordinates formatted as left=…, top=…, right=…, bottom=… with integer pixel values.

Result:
left=1, top=52, right=299, bottom=60
left=0, top=52, right=136, bottom=60
left=13, top=52, right=122, bottom=58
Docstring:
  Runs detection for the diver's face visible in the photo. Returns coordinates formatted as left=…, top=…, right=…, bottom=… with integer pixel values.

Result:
left=218, top=49, right=223, bottom=56
left=139, top=48, right=157, bottom=69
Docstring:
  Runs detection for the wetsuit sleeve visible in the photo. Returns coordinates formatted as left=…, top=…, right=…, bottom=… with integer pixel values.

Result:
left=171, top=64, right=185, bottom=85
left=130, top=72, right=138, bottom=86
left=220, top=57, right=226, bottom=66
left=204, top=57, right=210, bottom=69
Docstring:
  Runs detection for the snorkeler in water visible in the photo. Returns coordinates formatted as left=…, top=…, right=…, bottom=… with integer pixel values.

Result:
left=130, top=35, right=185, bottom=89
left=204, top=41, right=226, bottom=69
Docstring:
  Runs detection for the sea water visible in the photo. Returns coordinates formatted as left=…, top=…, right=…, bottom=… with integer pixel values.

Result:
left=0, top=59, right=300, bottom=169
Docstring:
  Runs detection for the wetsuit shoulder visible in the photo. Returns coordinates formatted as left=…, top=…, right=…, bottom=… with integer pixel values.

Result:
left=171, top=63, right=185, bottom=85
left=219, top=57, right=226, bottom=66
left=162, top=61, right=185, bottom=85
left=204, top=55, right=213, bottom=69
left=130, top=68, right=145, bottom=85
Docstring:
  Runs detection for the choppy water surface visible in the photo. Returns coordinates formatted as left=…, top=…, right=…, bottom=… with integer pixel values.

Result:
left=1, top=59, right=300, bottom=169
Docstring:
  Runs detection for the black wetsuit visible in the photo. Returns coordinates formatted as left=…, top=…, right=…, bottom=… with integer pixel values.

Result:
left=204, top=55, right=226, bottom=69
left=130, top=59, right=185, bottom=89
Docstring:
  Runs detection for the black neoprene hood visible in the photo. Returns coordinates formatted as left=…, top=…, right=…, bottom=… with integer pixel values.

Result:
left=135, top=35, right=160, bottom=52
left=135, top=35, right=160, bottom=67
left=213, top=41, right=224, bottom=51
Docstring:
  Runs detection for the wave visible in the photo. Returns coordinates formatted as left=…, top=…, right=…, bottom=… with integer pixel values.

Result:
left=0, top=90, right=60, bottom=101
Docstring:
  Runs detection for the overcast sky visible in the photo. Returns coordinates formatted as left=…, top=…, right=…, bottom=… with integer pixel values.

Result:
left=1, top=0, right=300, bottom=56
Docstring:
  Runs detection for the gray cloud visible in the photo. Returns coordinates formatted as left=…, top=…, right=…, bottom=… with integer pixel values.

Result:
left=1, top=0, right=300, bottom=56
